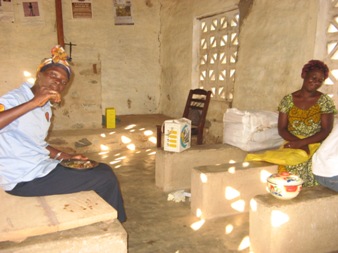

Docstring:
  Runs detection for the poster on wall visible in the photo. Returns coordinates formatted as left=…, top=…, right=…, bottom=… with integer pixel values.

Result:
left=114, top=0, right=133, bottom=25
left=0, top=0, right=14, bottom=23
left=72, top=0, right=92, bottom=19
left=17, top=0, right=44, bottom=24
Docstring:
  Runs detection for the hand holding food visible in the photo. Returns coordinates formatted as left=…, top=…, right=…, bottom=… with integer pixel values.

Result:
left=49, top=90, right=61, bottom=103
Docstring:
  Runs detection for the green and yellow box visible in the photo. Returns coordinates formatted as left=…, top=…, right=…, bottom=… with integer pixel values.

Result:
left=105, top=107, right=116, bottom=129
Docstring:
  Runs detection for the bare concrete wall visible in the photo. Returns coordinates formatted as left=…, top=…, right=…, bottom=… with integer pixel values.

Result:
left=159, top=0, right=321, bottom=142
left=159, top=0, right=239, bottom=143
left=0, top=1, right=161, bottom=130
left=233, top=0, right=319, bottom=111
left=0, top=0, right=322, bottom=137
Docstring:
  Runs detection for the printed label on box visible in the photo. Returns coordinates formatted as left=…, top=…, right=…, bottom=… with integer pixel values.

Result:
left=164, top=118, right=191, bottom=152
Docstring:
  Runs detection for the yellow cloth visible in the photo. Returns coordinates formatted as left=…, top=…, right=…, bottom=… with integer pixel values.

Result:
left=245, top=143, right=320, bottom=166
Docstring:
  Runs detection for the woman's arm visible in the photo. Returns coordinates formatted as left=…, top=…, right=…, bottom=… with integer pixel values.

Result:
left=0, top=86, right=59, bottom=130
left=279, top=112, right=334, bottom=151
left=278, top=112, right=300, bottom=142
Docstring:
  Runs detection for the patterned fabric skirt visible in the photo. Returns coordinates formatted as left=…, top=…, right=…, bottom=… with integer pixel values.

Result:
left=278, top=160, right=318, bottom=187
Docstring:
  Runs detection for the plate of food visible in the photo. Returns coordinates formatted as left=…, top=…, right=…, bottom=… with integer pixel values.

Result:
left=60, top=159, right=99, bottom=170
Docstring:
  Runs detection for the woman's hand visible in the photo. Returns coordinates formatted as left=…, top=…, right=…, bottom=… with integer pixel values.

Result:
left=70, top=154, right=89, bottom=161
left=32, top=87, right=61, bottom=107
left=284, top=141, right=310, bottom=154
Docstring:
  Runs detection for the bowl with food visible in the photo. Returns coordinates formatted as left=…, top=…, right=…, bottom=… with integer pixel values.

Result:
left=267, top=172, right=303, bottom=200
left=61, top=159, right=99, bottom=170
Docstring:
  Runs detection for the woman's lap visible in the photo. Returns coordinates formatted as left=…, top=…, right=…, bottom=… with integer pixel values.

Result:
left=7, top=163, right=126, bottom=222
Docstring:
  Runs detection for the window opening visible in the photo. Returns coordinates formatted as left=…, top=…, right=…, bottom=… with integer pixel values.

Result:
left=198, top=10, right=239, bottom=104
left=320, top=0, right=338, bottom=107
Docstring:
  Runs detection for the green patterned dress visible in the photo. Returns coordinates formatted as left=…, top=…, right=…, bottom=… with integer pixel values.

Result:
left=278, top=93, right=336, bottom=187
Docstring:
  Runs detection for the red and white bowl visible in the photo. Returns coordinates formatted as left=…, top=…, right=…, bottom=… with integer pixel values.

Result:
left=267, top=172, right=303, bottom=200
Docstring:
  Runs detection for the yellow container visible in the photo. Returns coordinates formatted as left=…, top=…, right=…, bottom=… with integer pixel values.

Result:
left=105, top=108, right=116, bottom=128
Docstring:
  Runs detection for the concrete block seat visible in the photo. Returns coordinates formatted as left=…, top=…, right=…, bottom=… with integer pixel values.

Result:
left=155, top=143, right=247, bottom=192
left=0, top=190, right=127, bottom=253
left=250, top=186, right=338, bottom=253
left=191, top=161, right=277, bottom=219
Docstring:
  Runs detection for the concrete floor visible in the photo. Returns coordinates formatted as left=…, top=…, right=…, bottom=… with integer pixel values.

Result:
left=49, top=115, right=251, bottom=253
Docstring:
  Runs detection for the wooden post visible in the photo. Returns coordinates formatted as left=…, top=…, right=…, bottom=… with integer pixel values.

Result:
left=55, top=0, right=65, bottom=48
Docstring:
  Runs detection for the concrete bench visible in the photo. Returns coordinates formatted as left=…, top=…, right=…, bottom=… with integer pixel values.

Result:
left=155, top=144, right=247, bottom=192
left=190, top=161, right=277, bottom=219
left=0, top=190, right=127, bottom=252
left=250, top=186, right=338, bottom=253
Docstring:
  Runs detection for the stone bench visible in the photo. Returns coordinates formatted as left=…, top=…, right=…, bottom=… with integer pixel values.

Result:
left=155, top=144, right=247, bottom=192
left=0, top=190, right=127, bottom=253
left=190, top=161, right=277, bottom=219
left=250, top=186, right=338, bottom=253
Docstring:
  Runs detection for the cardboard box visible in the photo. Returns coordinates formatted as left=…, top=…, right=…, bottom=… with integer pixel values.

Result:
left=163, top=118, right=191, bottom=152
left=105, top=108, right=116, bottom=128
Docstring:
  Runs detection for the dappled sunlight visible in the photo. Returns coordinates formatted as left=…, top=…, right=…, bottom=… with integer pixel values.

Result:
left=271, top=210, right=289, bottom=227
left=125, top=124, right=136, bottom=130
left=23, top=71, right=31, bottom=77
left=100, top=144, right=109, bottom=151
left=228, top=166, right=236, bottom=174
left=148, top=136, right=157, bottom=144
left=127, top=143, right=136, bottom=151
left=115, top=164, right=122, bottom=169
left=225, top=224, right=234, bottom=234
left=23, top=71, right=35, bottom=84
left=225, top=186, right=240, bottom=200
left=109, top=160, right=121, bottom=165
left=99, top=151, right=109, bottom=155
left=260, top=169, right=272, bottom=183
left=121, top=136, right=131, bottom=144
left=190, top=219, right=205, bottom=231
left=100, top=133, right=106, bottom=138
left=230, top=199, right=245, bottom=212
left=115, top=155, right=127, bottom=161
left=148, top=151, right=156, bottom=156
left=238, top=236, right=250, bottom=251
left=196, top=208, right=203, bottom=218
left=229, top=160, right=236, bottom=164
left=242, top=162, right=249, bottom=167
left=250, top=199, right=257, bottom=212
left=144, top=130, right=153, bottom=136
left=200, top=173, right=208, bottom=183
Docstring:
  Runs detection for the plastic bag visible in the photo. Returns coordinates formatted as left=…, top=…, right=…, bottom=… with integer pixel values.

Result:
left=245, top=143, right=320, bottom=166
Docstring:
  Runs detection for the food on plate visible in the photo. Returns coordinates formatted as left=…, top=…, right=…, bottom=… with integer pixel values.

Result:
left=61, top=160, right=98, bottom=170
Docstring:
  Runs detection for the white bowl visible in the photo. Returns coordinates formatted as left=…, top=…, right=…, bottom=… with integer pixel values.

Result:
left=267, top=172, right=303, bottom=200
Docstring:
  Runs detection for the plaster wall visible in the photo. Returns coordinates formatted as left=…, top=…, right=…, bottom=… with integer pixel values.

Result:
left=0, top=0, right=323, bottom=136
left=159, top=0, right=322, bottom=142
left=0, top=0, right=161, bottom=130
left=233, top=0, right=319, bottom=111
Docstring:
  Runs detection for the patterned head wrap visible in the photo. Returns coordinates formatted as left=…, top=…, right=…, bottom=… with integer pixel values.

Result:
left=37, top=45, right=71, bottom=79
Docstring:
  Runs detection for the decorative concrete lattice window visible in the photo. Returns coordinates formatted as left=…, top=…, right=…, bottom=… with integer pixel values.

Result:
left=198, top=10, right=239, bottom=104
left=320, top=1, right=338, bottom=107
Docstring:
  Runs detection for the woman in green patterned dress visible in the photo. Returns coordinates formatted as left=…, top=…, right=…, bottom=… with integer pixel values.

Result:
left=246, top=60, right=336, bottom=187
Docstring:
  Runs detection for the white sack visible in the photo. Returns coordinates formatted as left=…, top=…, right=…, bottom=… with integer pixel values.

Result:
left=223, top=108, right=283, bottom=152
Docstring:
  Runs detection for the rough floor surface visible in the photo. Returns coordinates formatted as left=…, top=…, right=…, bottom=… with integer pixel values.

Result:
left=89, top=149, right=250, bottom=253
